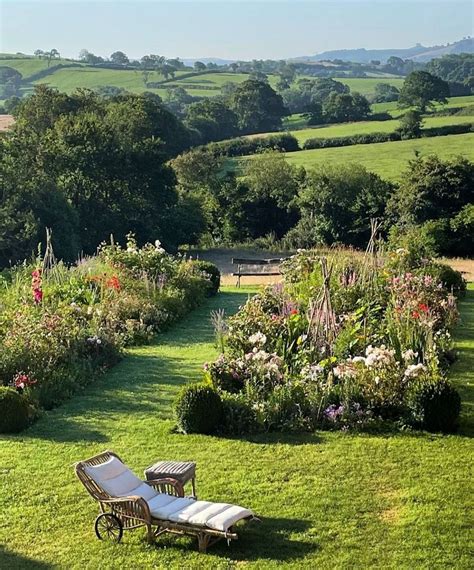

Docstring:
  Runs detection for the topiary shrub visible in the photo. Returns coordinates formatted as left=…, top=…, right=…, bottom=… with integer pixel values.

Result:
left=175, top=383, right=223, bottom=434
left=407, top=380, right=461, bottom=433
left=192, top=260, right=221, bottom=296
left=0, top=387, right=31, bottom=433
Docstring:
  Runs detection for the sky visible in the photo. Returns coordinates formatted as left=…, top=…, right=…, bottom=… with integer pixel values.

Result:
left=0, top=0, right=472, bottom=61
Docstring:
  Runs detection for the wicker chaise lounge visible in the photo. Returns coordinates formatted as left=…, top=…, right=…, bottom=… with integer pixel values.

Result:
left=75, top=450, right=256, bottom=553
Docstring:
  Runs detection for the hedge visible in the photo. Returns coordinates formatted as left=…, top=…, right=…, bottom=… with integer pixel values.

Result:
left=303, top=123, right=473, bottom=150
left=202, top=133, right=300, bottom=157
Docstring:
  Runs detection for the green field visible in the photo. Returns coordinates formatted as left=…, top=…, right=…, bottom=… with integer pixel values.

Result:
left=336, top=76, right=405, bottom=95
left=371, top=95, right=474, bottom=117
left=281, top=133, right=474, bottom=179
left=0, top=284, right=472, bottom=569
left=0, top=56, right=81, bottom=79
left=0, top=54, right=415, bottom=101
left=277, top=114, right=473, bottom=144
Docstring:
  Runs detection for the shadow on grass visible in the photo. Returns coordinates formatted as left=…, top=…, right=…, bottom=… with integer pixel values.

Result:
left=0, top=546, right=53, bottom=569
left=153, top=517, right=318, bottom=562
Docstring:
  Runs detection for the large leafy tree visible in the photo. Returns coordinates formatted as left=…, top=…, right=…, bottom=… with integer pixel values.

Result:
left=0, top=86, right=196, bottom=265
left=185, top=99, right=238, bottom=143
left=398, top=71, right=449, bottom=112
left=389, top=155, right=474, bottom=225
left=110, top=51, right=129, bottom=65
left=230, top=79, right=288, bottom=133
left=323, top=92, right=371, bottom=123
left=240, top=151, right=302, bottom=239
left=289, top=164, right=393, bottom=248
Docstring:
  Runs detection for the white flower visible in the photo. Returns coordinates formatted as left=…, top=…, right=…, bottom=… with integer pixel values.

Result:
left=404, top=363, right=427, bottom=378
left=364, top=345, right=395, bottom=368
left=402, top=349, right=418, bottom=362
left=249, top=332, right=267, bottom=346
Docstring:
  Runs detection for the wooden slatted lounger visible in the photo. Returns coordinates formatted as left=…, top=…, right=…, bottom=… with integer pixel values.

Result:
left=75, top=450, right=257, bottom=553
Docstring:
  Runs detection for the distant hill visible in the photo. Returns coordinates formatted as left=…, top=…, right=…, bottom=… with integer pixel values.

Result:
left=181, top=57, right=237, bottom=66
left=296, top=38, right=474, bottom=64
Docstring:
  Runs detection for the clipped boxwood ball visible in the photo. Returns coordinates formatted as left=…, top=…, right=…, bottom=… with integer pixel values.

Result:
left=0, top=387, right=30, bottom=434
left=409, top=381, right=461, bottom=433
left=193, top=260, right=221, bottom=296
left=175, top=383, right=223, bottom=434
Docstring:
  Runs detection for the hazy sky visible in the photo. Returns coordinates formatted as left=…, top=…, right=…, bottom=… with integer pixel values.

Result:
left=1, top=0, right=472, bottom=60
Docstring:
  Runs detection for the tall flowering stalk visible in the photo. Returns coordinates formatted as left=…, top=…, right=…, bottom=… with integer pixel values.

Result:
left=31, top=269, right=43, bottom=305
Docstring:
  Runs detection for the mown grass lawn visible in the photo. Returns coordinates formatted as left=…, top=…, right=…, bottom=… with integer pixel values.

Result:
left=0, top=286, right=472, bottom=569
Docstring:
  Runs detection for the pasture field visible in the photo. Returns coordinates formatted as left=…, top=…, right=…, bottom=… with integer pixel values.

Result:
left=336, top=76, right=405, bottom=95
left=371, top=95, right=474, bottom=117
left=0, top=284, right=472, bottom=569
left=0, top=56, right=81, bottom=79
left=263, top=114, right=473, bottom=145
left=32, top=67, right=167, bottom=92
left=1, top=55, right=424, bottom=100
left=233, top=133, right=474, bottom=180
left=283, top=133, right=474, bottom=179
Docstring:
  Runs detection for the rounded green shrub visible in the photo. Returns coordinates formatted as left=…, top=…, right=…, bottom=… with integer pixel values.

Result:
left=0, top=387, right=31, bottom=433
left=408, top=380, right=461, bottom=433
left=192, top=260, right=221, bottom=296
left=175, top=383, right=223, bottom=434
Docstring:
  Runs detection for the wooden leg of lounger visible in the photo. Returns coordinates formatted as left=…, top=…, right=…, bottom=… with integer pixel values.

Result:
left=197, top=532, right=210, bottom=553
left=146, top=524, right=155, bottom=544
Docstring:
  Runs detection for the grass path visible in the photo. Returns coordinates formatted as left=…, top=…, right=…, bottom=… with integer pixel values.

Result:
left=0, top=287, right=472, bottom=569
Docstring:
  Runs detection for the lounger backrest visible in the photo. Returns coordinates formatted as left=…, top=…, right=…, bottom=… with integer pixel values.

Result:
left=84, top=456, right=143, bottom=497
left=76, top=451, right=157, bottom=501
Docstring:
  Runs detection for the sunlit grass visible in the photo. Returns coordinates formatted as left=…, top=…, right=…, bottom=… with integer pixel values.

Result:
left=0, top=284, right=472, bottom=568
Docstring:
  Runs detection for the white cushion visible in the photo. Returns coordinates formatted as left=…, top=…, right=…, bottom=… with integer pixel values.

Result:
left=167, top=500, right=254, bottom=532
left=149, top=497, right=196, bottom=519
left=147, top=493, right=177, bottom=513
left=84, top=456, right=157, bottom=499
left=168, top=500, right=214, bottom=523
left=187, top=503, right=231, bottom=526
left=206, top=505, right=254, bottom=532
left=128, top=482, right=158, bottom=501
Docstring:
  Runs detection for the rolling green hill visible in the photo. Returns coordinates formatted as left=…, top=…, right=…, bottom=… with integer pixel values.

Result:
left=256, top=110, right=474, bottom=145
left=283, top=132, right=474, bottom=179
left=234, top=133, right=474, bottom=180
left=1, top=54, right=408, bottom=100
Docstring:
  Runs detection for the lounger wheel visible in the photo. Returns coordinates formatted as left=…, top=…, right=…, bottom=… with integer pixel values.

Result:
left=94, top=513, right=123, bottom=543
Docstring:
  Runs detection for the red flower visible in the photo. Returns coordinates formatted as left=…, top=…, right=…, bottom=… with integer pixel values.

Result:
left=106, top=275, right=121, bottom=291
left=411, top=310, right=420, bottom=319
left=290, top=309, right=298, bottom=315
left=418, top=303, right=429, bottom=313
left=13, top=372, right=37, bottom=392
left=31, top=268, right=43, bottom=304
left=33, top=289, right=43, bottom=304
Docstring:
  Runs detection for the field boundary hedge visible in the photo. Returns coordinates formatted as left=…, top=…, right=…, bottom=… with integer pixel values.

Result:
left=303, top=122, right=473, bottom=150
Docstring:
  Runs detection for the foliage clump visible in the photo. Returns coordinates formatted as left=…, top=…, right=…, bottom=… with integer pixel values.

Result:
left=175, top=383, right=223, bottom=434
left=0, top=236, right=217, bottom=430
left=198, top=248, right=463, bottom=436
left=0, top=387, right=31, bottom=434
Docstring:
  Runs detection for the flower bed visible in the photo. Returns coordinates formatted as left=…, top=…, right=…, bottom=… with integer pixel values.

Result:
left=0, top=236, right=220, bottom=432
left=200, top=249, right=463, bottom=434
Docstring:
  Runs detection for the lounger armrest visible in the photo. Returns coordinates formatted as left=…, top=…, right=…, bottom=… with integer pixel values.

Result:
left=145, top=477, right=184, bottom=497
left=101, top=495, right=152, bottom=524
